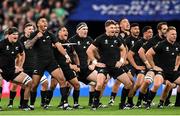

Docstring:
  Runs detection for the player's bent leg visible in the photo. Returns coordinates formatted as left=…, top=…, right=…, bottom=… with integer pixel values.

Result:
left=40, top=76, right=49, bottom=107
left=13, top=72, right=32, bottom=111
left=49, top=78, right=58, bottom=107
left=91, top=73, right=106, bottom=110
left=127, top=74, right=144, bottom=108
left=175, top=86, right=180, bottom=106
left=136, top=71, right=154, bottom=108
left=146, top=74, right=163, bottom=109
left=158, top=80, right=173, bottom=108
left=51, top=68, right=70, bottom=110
left=30, top=74, right=41, bottom=110
left=117, top=73, right=132, bottom=110
left=109, top=79, right=121, bottom=106
left=7, top=83, right=18, bottom=108
left=69, top=77, right=84, bottom=109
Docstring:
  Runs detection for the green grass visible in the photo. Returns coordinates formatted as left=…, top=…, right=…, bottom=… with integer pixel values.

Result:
left=0, top=96, right=180, bottom=115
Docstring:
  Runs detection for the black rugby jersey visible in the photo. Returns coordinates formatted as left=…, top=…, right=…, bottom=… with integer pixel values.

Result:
left=54, top=39, right=75, bottom=64
left=131, top=38, right=148, bottom=66
left=153, top=40, right=180, bottom=72
left=125, top=36, right=139, bottom=50
left=69, top=35, right=93, bottom=68
left=20, top=35, right=36, bottom=70
left=93, top=33, right=123, bottom=67
left=142, top=34, right=164, bottom=52
left=30, top=30, right=58, bottom=60
left=0, top=39, right=24, bottom=70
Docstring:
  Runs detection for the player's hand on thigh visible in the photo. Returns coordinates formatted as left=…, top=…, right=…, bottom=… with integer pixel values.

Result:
left=153, top=66, right=163, bottom=72
left=96, top=62, right=106, bottom=68
left=88, top=64, right=96, bottom=70
left=15, top=66, right=23, bottom=73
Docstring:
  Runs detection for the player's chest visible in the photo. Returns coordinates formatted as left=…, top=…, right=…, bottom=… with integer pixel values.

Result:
left=163, top=46, right=179, bottom=56
left=3, top=43, right=20, bottom=56
left=101, top=39, right=119, bottom=48
left=76, top=40, right=91, bottom=50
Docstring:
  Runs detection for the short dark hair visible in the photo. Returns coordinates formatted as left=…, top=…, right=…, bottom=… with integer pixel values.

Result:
left=36, top=17, right=48, bottom=27
left=166, top=26, right=176, bottom=32
left=142, top=26, right=152, bottom=34
left=157, top=22, right=167, bottom=30
left=130, top=23, right=139, bottom=28
left=118, top=17, right=128, bottom=24
left=105, top=20, right=116, bottom=27
left=7, top=27, right=19, bottom=35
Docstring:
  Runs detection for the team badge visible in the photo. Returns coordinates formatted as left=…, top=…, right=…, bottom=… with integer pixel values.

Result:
left=105, top=39, right=108, bottom=44
left=15, top=46, right=19, bottom=50
left=6, top=45, right=9, bottom=50
left=166, top=46, right=169, bottom=51
left=114, top=40, right=118, bottom=44
left=77, top=41, right=81, bottom=45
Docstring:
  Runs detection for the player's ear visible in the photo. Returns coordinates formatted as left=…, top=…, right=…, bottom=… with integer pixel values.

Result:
left=76, top=29, right=79, bottom=34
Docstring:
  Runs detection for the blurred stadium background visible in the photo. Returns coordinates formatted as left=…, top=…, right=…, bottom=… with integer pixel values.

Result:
left=0, top=0, right=180, bottom=98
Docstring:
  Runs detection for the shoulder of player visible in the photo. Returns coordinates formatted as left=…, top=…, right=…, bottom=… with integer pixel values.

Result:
left=94, top=33, right=106, bottom=40
left=68, top=34, right=77, bottom=42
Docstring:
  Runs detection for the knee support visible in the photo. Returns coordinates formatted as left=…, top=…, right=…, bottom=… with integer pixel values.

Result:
left=145, top=74, right=153, bottom=84
left=22, top=75, right=32, bottom=85
left=40, top=76, right=48, bottom=85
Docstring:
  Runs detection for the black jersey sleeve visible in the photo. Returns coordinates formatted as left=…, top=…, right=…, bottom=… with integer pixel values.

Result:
left=152, top=42, right=163, bottom=54
left=142, top=39, right=153, bottom=52
left=49, top=32, right=58, bottom=44
left=18, top=40, right=24, bottom=53
left=92, top=36, right=101, bottom=47
left=0, top=41, right=3, bottom=50
left=131, top=40, right=142, bottom=53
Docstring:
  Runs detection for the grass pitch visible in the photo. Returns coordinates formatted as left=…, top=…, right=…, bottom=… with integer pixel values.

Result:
left=0, top=96, right=180, bottom=115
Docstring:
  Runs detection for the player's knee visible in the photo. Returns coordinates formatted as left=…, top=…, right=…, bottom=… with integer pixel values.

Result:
left=96, top=84, right=103, bottom=90
left=42, top=81, right=48, bottom=89
left=73, top=82, right=80, bottom=90
left=23, top=75, right=32, bottom=86
left=153, top=83, right=161, bottom=91
left=135, top=83, right=141, bottom=89
left=125, top=81, right=133, bottom=89
left=145, top=75, right=153, bottom=84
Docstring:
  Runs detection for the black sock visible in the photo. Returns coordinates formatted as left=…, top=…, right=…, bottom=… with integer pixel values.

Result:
left=137, top=92, right=145, bottom=104
left=121, top=87, right=129, bottom=106
left=148, top=90, right=156, bottom=103
left=165, top=89, right=172, bottom=103
left=93, top=90, right=100, bottom=108
left=89, top=91, right=94, bottom=104
left=9, top=91, right=16, bottom=105
left=47, top=90, right=53, bottom=105
left=30, top=91, right=37, bottom=105
left=41, top=90, right=46, bottom=105
left=66, top=87, right=71, bottom=96
left=0, top=87, right=2, bottom=102
left=159, top=99, right=164, bottom=105
left=175, top=92, right=180, bottom=106
left=20, top=88, right=25, bottom=106
left=60, top=87, right=68, bottom=104
left=144, top=88, right=149, bottom=102
left=73, top=90, right=80, bottom=104
left=23, top=99, right=29, bottom=107
left=127, top=97, right=133, bottom=104
left=110, top=92, right=117, bottom=100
